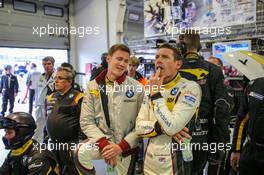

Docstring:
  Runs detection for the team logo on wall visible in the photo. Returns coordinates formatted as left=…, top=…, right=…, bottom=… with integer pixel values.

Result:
left=170, top=87, right=178, bottom=95
left=126, top=90, right=134, bottom=98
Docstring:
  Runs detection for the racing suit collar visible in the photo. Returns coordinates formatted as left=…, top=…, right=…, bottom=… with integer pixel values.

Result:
left=57, top=86, right=73, bottom=96
left=42, top=70, right=55, bottom=81
left=105, top=76, right=114, bottom=86
left=163, top=73, right=181, bottom=90
left=185, top=52, right=200, bottom=60
left=11, top=139, right=33, bottom=156
left=95, top=69, right=126, bottom=85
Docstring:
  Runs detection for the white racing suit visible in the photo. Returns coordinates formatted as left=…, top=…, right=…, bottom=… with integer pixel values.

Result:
left=136, top=73, right=201, bottom=175
left=33, top=72, right=55, bottom=143
left=75, top=70, right=144, bottom=175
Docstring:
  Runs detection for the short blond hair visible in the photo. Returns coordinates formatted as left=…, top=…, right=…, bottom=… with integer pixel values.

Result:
left=129, top=55, right=140, bottom=66
left=108, top=44, right=131, bottom=56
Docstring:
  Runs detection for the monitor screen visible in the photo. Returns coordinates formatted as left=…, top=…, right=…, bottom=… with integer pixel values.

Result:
left=212, top=40, right=251, bottom=64
left=212, top=40, right=251, bottom=78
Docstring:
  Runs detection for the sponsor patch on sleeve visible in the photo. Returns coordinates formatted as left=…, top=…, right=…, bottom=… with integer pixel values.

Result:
left=182, top=94, right=197, bottom=107
left=28, top=161, right=44, bottom=170
left=249, top=91, right=264, bottom=100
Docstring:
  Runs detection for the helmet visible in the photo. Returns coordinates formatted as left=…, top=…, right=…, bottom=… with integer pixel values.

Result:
left=0, top=112, right=36, bottom=149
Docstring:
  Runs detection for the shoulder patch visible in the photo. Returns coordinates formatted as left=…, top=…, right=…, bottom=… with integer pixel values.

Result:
left=182, top=94, right=197, bottom=107
left=249, top=91, right=264, bottom=100
left=74, top=92, right=84, bottom=104
left=126, top=89, right=134, bottom=98
left=69, top=93, right=74, bottom=99
left=180, top=68, right=209, bottom=80
left=46, top=94, right=53, bottom=103
left=28, top=161, right=44, bottom=170
left=89, top=89, right=99, bottom=97
left=170, top=87, right=178, bottom=95
left=46, top=92, right=57, bottom=103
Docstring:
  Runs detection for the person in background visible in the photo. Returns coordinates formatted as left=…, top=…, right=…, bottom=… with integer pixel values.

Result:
left=127, top=55, right=147, bottom=174
left=13, top=64, right=19, bottom=75
left=208, top=56, right=223, bottom=68
left=127, top=55, right=148, bottom=86
left=90, top=52, right=108, bottom=81
left=46, top=67, right=85, bottom=174
left=230, top=77, right=264, bottom=175
left=0, top=65, right=19, bottom=117
left=26, top=63, right=41, bottom=114
left=17, top=72, right=27, bottom=104
left=0, top=112, right=59, bottom=174
left=18, top=62, right=32, bottom=104
left=178, top=30, right=230, bottom=175
left=33, top=56, right=56, bottom=143
left=207, top=56, right=237, bottom=175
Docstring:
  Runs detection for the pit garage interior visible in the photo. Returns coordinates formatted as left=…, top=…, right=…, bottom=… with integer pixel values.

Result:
left=0, top=0, right=264, bottom=174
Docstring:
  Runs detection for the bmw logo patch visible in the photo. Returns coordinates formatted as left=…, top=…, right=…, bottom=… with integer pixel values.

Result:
left=69, top=93, right=74, bottom=99
left=170, top=87, right=178, bottom=95
left=126, top=90, right=134, bottom=98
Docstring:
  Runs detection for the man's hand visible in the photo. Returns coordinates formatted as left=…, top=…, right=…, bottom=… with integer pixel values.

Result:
left=149, top=68, right=164, bottom=96
left=173, top=127, right=192, bottom=143
left=102, top=144, right=122, bottom=160
left=106, top=157, right=117, bottom=167
left=230, top=152, right=240, bottom=171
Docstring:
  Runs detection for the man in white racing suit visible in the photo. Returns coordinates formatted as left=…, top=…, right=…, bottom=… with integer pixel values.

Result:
left=75, top=44, right=144, bottom=175
left=33, top=56, right=56, bottom=143
left=136, top=43, right=201, bottom=175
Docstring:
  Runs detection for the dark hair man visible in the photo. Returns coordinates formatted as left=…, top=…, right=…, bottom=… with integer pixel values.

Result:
left=136, top=43, right=201, bottom=174
left=0, top=65, right=19, bottom=117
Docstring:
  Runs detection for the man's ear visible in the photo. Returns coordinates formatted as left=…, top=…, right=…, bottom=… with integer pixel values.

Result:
left=68, top=79, right=73, bottom=84
left=175, top=60, right=183, bottom=69
left=106, top=56, right=111, bottom=63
